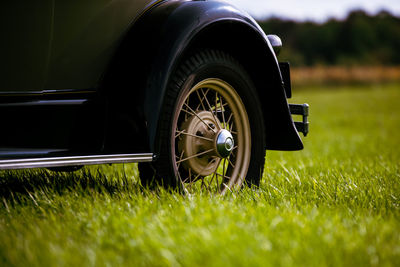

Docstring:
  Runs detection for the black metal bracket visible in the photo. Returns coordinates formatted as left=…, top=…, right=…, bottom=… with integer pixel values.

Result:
left=279, top=62, right=292, bottom=98
left=289, top=103, right=309, bottom=136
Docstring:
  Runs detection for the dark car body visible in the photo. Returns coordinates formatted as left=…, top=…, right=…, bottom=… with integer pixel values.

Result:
left=0, top=0, right=308, bottom=170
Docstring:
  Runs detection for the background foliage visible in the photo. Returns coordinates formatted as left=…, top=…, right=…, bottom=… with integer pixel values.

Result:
left=259, top=10, right=400, bottom=66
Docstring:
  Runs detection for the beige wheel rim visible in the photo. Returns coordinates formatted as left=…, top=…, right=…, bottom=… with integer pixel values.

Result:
left=172, top=78, right=251, bottom=194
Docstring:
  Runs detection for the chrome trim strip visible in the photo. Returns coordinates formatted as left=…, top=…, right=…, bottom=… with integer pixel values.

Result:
left=0, top=153, right=154, bottom=170
left=0, top=99, right=88, bottom=107
left=0, top=89, right=96, bottom=97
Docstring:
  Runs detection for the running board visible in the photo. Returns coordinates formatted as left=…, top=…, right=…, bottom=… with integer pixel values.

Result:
left=0, top=153, right=154, bottom=170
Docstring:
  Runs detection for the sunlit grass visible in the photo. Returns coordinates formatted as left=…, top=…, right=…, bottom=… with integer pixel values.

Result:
left=0, top=83, right=399, bottom=266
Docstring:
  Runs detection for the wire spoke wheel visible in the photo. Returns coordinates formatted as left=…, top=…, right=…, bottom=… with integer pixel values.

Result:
left=172, top=79, right=251, bottom=194
left=138, top=50, right=265, bottom=194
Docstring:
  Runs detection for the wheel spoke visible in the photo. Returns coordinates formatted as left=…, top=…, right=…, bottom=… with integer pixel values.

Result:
left=216, top=172, right=232, bottom=181
left=175, top=130, right=213, bottom=141
left=189, top=166, right=207, bottom=184
left=226, top=113, right=233, bottom=130
left=176, top=150, right=185, bottom=169
left=176, top=148, right=214, bottom=164
left=200, top=89, right=221, bottom=130
left=181, top=107, right=192, bottom=117
left=229, top=117, right=236, bottom=134
left=208, top=170, right=217, bottom=187
left=181, top=158, right=217, bottom=184
left=177, top=171, right=190, bottom=195
left=215, top=91, right=218, bottom=117
left=229, top=157, right=235, bottom=168
left=222, top=158, right=226, bottom=182
left=195, top=89, right=207, bottom=111
left=183, top=103, right=217, bottom=133
left=188, top=168, right=192, bottom=183
left=219, top=95, right=227, bottom=129
left=185, top=97, right=190, bottom=120
left=175, top=127, right=183, bottom=138
left=215, top=166, right=220, bottom=189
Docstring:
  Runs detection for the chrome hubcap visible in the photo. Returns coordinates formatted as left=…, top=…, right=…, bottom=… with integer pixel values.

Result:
left=216, top=129, right=234, bottom=158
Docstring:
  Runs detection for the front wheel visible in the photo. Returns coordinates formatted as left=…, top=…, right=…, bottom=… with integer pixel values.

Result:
left=139, top=50, right=265, bottom=194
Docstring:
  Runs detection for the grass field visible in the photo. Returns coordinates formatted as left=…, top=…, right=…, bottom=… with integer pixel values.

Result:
left=291, top=66, right=400, bottom=87
left=1, top=83, right=399, bottom=266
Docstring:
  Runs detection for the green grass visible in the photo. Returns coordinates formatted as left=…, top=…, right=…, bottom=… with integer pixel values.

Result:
left=1, top=83, right=400, bottom=266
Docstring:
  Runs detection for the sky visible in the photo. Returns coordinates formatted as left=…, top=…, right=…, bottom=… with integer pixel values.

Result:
left=228, top=0, right=400, bottom=22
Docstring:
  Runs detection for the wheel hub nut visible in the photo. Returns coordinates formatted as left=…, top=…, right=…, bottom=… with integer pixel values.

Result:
left=216, top=129, right=234, bottom=158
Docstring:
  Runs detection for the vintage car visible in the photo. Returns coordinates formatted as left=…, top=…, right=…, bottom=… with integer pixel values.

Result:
left=0, top=0, right=308, bottom=192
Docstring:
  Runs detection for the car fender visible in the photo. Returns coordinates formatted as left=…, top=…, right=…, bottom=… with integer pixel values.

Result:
left=103, top=0, right=303, bottom=154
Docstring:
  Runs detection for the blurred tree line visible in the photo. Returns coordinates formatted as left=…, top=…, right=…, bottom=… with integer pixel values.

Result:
left=258, top=10, right=400, bottom=66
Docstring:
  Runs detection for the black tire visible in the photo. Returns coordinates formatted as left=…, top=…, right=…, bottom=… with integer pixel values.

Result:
left=139, top=50, right=265, bottom=193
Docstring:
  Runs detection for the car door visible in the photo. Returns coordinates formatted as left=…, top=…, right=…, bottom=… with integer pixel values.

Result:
left=0, top=1, right=60, bottom=157
left=0, top=0, right=152, bottom=157
left=0, top=1, right=53, bottom=93
left=45, top=0, right=151, bottom=90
